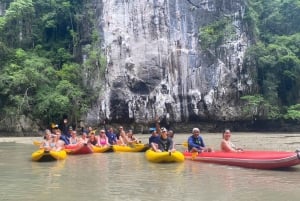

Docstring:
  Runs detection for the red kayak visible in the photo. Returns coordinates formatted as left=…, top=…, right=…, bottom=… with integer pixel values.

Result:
left=183, top=150, right=300, bottom=169
left=65, top=143, right=94, bottom=155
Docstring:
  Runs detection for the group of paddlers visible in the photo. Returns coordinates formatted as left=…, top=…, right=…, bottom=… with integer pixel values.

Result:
left=149, top=118, right=243, bottom=153
left=39, top=118, right=140, bottom=151
left=40, top=117, right=243, bottom=153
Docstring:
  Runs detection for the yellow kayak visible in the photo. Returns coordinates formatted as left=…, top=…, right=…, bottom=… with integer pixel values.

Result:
left=92, top=145, right=113, bottom=153
left=31, top=149, right=67, bottom=162
left=145, top=149, right=184, bottom=163
left=112, top=143, right=149, bottom=152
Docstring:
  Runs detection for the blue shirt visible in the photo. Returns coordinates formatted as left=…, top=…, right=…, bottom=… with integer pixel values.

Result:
left=106, top=131, right=117, bottom=145
left=187, top=135, right=205, bottom=151
left=149, top=135, right=160, bottom=144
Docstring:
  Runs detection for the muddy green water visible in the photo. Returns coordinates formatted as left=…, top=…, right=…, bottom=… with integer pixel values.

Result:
left=1, top=133, right=300, bottom=201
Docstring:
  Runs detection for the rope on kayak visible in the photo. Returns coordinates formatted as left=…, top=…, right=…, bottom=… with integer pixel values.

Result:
left=296, top=149, right=300, bottom=160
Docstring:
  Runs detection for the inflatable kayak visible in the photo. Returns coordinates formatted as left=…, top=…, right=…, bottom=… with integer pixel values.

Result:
left=145, top=149, right=184, bottom=163
left=112, top=144, right=149, bottom=152
left=65, top=143, right=94, bottom=154
left=92, top=145, right=113, bottom=153
left=31, top=149, right=67, bottom=162
left=183, top=150, right=300, bottom=169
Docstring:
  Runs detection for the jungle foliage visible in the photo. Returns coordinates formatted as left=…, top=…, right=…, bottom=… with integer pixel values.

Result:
left=243, top=0, right=300, bottom=120
left=0, top=0, right=105, bottom=126
left=200, top=0, right=300, bottom=120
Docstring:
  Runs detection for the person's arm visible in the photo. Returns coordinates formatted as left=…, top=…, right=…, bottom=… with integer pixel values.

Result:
left=155, top=117, right=161, bottom=135
left=132, top=135, right=138, bottom=143
left=105, top=136, right=110, bottom=145
left=119, top=135, right=125, bottom=145
left=156, top=141, right=163, bottom=152
left=199, top=137, right=206, bottom=149
left=39, top=141, right=45, bottom=149
left=188, top=137, right=200, bottom=149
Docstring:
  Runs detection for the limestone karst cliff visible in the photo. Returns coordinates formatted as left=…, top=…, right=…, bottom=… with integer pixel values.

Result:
left=84, top=0, right=254, bottom=125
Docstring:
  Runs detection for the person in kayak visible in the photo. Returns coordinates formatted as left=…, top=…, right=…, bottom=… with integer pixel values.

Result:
left=220, top=129, right=243, bottom=152
left=88, top=132, right=98, bottom=145
left=149, top=129, right=159, bottom=145
left=106, top=127, right=118, bottom=145
left=151, top=127, right=175, bottom=152
left=40, top=129, right=52, bottom=151
left=79, top=131, right=89, bottom=144
left=69, top=130, right=79, bottom=145
left=118, top=126, right=130, bottom=145
left=127, top=129, right=139, bottom=144
left=167, top=130, right=174, bottom=139
left=187, top=128, right=213, bottom=152
left=97, top=129, right=110, bottom=147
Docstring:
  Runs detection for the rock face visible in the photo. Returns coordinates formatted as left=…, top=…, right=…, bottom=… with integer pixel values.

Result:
left=86, top=0, right=254, bottom=124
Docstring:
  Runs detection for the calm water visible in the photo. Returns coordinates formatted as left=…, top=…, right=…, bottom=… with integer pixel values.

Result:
left=1, top=133, right=300, bottom=201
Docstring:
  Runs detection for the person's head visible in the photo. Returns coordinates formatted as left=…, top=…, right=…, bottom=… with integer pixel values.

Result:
left=45, top=129, right=51, bottom=139
left=119, top=126, right=124, bottom=132
left=99, top=129, right=106, bottom=136
left=71, top=130, right=77, bottom=137
left=192, top=128, right=200, bottom=137
left=127, top=130, right=133, bottom=137
left=151, top=130, right=158, bottom=136
left=167, top=130, right=174, bottom=138
left=222, top=129, right=231, bottom=139
left=90, top=132, right=95, bottom=138
left=55, top=129, right=61, bottom=136
left=68, top=126, right=73, bottom=132
left=51, top=134, right=56, bottom=141
left=161, top=127, right=168, bottom=139
left=82, top=131, right=87, bottom=138
left=109, top=127, right=114, bottom=132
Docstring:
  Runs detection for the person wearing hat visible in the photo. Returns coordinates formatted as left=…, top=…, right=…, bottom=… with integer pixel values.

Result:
left=152, top=127, right=175, bottom=152
left=187, top=128, right=213, bottom=152
left=151, top=117, right=175, bottom=152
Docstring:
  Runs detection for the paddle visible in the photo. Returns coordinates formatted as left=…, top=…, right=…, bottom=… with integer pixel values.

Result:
left=33, top=140, right=41, bottom=146
left=175, top=141, right=188, bottom=147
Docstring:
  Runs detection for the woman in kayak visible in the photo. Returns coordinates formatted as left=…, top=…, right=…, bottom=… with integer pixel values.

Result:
left=40, top=129, right=52, bottom=151
left=97, top=129, right=110, bottom=147
left=220, top=129, right=243, bottom=152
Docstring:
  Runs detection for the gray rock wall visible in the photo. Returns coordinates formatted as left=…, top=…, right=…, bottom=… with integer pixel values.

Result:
left=86, top=0, right=254, bottom=124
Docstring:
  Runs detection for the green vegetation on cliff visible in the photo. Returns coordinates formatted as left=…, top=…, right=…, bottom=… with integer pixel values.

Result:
left=199, top=0, right=300, bottom=121
left=0, top=0, right=105, bottom=127
left=243, top=0, right=300, bottom=120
